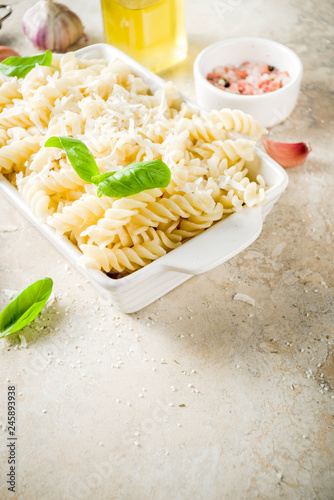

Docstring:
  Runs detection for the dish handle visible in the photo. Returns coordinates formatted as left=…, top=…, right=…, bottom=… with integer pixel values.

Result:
left=158, top=207, right=263, bottom=275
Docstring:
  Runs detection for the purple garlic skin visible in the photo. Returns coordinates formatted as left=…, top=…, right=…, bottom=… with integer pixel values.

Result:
left=22, top=0, right=84, bottom=52
left=261, top=136, right=312, bottom=168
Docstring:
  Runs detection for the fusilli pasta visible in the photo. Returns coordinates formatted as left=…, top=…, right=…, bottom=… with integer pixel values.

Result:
left=0, top=52, right=267, bottom=276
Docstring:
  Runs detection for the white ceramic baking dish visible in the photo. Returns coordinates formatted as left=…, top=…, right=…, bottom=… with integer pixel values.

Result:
left=0, top=43, right=288, bottom=313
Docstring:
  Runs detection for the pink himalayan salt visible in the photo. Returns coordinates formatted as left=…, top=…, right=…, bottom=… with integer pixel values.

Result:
left=206, top=61, right=290, bottom=95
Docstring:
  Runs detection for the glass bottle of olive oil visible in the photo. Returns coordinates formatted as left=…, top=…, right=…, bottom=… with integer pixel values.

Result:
left=100, top=0, right=187, bottom=73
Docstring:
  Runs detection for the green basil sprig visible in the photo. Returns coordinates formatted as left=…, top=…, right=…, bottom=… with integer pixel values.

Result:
left=0, top=50, right=53, bottom=78
left=95, top=160, right=171, bottom=198
left=0, top=278, right=53, bottom=339
left=45, top=136, right=171, bottom=198
left=45, top=136, right=99, bottom=183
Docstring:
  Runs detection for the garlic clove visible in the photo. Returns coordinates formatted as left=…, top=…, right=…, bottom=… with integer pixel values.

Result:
left=261, top=136, right=312, bottom=168
left=22, top=0, right=84, bottom=52
left=0, top=46, right=20, bottom=62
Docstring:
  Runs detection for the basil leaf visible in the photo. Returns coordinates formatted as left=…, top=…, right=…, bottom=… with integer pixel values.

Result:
left=44, top=137, right=171, bottom=197
left=91, top=172, right=115, bottom=185
left=0, top=50, right=52, bottom=78
left=97, top=159, right=171, bottom=198
left=0, top=278, right=53, bottom=339
left=45, top=136, right=99, bottom=183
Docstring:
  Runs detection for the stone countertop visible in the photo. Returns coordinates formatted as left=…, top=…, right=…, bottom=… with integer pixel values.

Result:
left=0, top=0, right=333, bottom=499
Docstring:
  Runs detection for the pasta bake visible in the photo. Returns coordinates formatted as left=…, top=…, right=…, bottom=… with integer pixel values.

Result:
left=0, top=52, right=266, bottom=277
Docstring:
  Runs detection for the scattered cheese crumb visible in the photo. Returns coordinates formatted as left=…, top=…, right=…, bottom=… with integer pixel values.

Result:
left=233, top=293, right=255, bottom=306
left=0, top=225, right=17, bottom=232
left=19, top=335, right=27, bottom=348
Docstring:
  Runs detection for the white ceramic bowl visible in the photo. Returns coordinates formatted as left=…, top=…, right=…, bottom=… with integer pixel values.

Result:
left=194, top=37, right=303, bottom=128
left=0, top=43, right=288, bottom=313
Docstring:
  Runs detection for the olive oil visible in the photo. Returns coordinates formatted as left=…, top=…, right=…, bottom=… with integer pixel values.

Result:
left=101, top=0, right=187, bottom=73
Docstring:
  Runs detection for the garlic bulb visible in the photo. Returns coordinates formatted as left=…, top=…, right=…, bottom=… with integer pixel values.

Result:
left=22, top=0, right=84, bottom=52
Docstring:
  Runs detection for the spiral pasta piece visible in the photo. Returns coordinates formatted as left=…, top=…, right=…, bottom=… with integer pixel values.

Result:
left=193, top=138, right=256, bottom=164
left=0, top=106, right=34, bottom=129
left=0, top=80, right=22, bottom=109
left=209, top=108, right=266, bottom=139
left=78, top=229, right=176, bottom=273
left=79, top=189, right=163, bottom=247
left=47, top=194, right=113, bottom=238
left=18, top=179, right=54, bottom=221
left=0, top=136, right=41, bottom=174
left=29, top=164, right=87, bottom=195
left=0, top=127, right=9, bottom=147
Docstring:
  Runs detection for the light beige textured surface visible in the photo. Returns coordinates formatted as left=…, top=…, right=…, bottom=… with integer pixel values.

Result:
left=0, top=0, right=334, bottom=499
